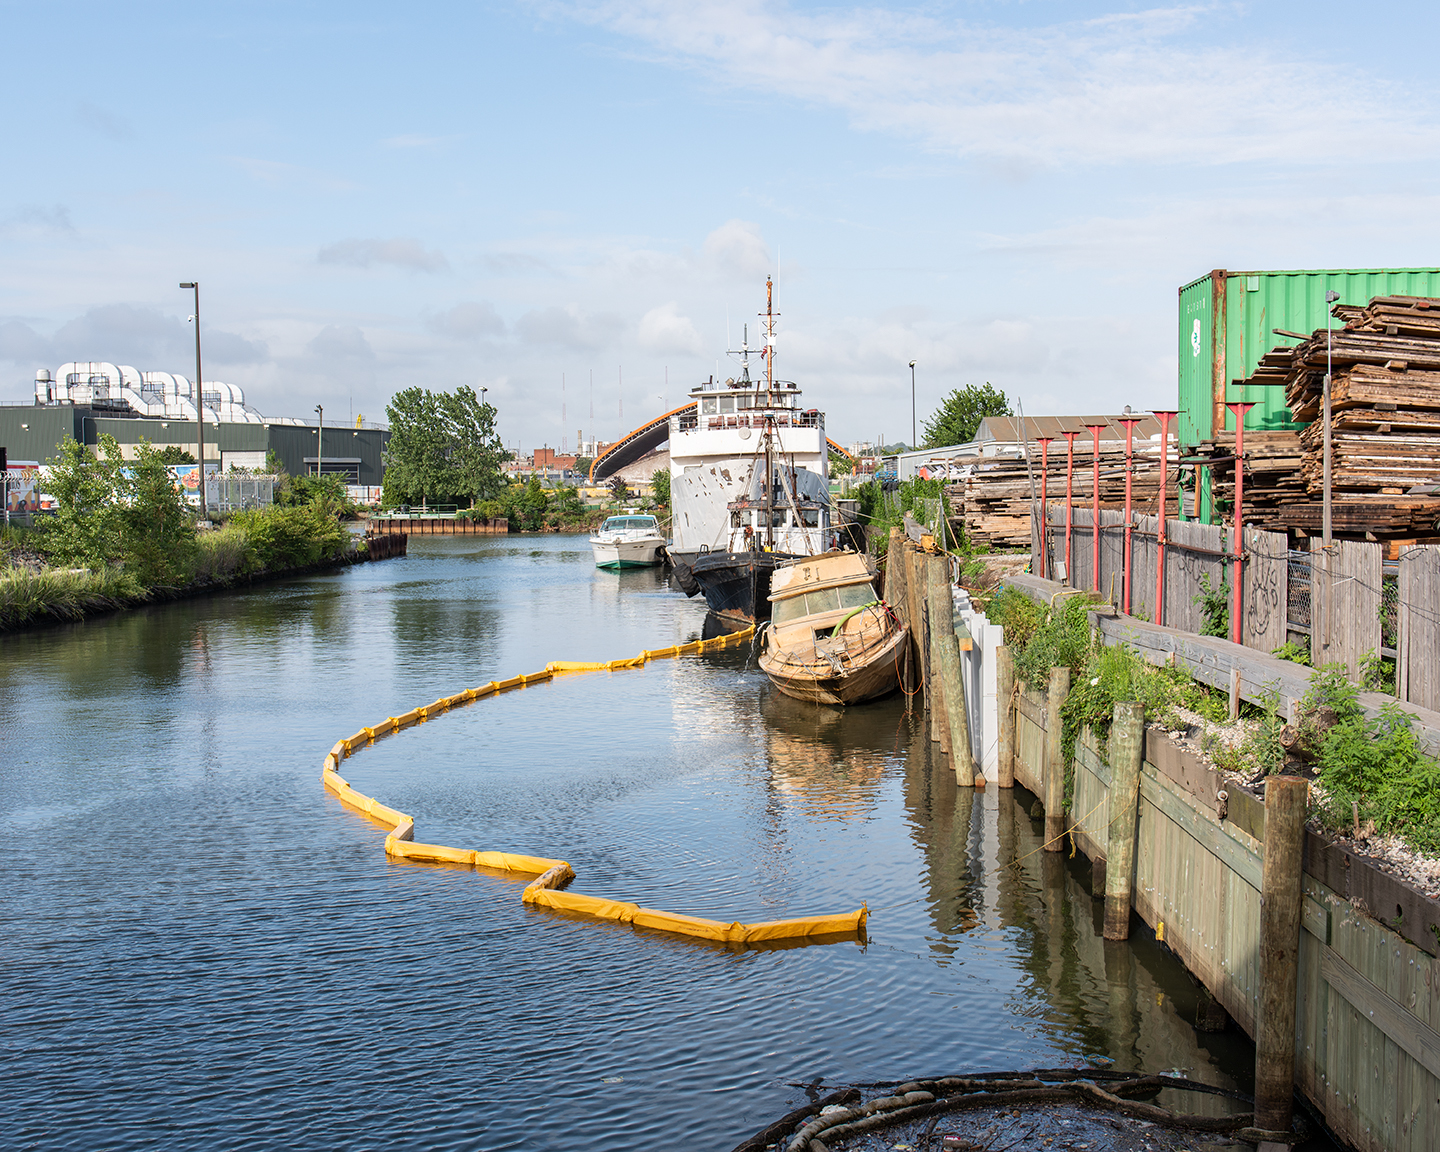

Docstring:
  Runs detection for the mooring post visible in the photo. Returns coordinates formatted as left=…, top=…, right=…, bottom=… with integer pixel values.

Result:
left=1103, top=701, right=1145, bottom=939
left=906, top=545, right=928, bottom=712
left=1255, top=775, right=1309, bottom=1140
left=886, top=530, right=913, bottom=700
left=930, top=553, right=976, bottom=782
left=996, top=644, right=1015, bottom=789
left=1043, top=665, right=1070, bottom=851
left=927, top=554, right=953, bottom=754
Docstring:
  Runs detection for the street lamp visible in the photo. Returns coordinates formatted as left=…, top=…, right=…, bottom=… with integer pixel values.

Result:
left=179, top=282, right=205, bottom=517
left=908, top=361, right=917, bottom=449
left=315, top=405, right=324, bottom=476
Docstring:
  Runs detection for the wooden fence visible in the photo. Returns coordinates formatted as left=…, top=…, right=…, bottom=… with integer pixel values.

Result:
left=1008, top=678, right=1440, bottom=1152
left=1035, top=505, right=1440, bottom=706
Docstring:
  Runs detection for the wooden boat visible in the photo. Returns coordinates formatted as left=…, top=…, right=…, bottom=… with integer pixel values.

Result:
left=758, top=551, right=908, bottom=706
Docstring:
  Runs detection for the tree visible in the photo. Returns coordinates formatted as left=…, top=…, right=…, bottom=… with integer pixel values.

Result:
left=921, top=383, right=1012, bottom=448
left=35, top=435, right=197, bottom=585
left=650, top=468, right=670, bottom=507
left=828, top=450, right=854, bottom=476
left=156, top=445, right=197, bottom=464
left=609, top=476, right=631, bottom=503
left=383, top=385, right=505, bottom=506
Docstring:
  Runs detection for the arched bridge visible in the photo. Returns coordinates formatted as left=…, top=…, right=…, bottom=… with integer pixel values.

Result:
left=589, top=404, right=853, bottom=481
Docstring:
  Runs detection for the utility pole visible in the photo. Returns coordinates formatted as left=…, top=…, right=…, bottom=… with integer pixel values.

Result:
left=179, top=282, right=206, bottom=517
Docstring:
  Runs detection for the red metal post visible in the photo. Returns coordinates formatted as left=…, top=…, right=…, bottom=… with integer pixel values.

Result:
left=1086, top=423, right=1106, bottom=593
left=1119, top=417, right=1142, bottom=615
left=1152, top=411, right=1178, bottom=626
left=1226, top=401, right=1257, bottom=646
left=1036, top=436, right=1054, bottom=579
left=1062, top=431, right=1079, bottom=582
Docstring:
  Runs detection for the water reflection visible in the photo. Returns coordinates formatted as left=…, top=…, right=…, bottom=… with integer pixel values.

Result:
left=1, top=535, right=1329, bottom=1151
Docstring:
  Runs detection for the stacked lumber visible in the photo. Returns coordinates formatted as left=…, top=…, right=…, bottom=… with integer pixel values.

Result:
left=945, top=448, right=1165, bottom=548
left=1221, top=295, right=1440, bottom=536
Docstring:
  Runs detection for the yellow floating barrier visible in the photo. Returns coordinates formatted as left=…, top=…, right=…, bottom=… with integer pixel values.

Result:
left=321, top=624, right=868, bottom=947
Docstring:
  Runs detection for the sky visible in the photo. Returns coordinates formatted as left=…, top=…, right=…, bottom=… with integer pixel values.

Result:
left=3, top=0, right=1439, bottom=454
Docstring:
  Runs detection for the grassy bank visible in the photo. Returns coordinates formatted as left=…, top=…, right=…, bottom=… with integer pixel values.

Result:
left=1, top=505, right=358, bottom=632
left=2, top=435, right=358, bottom=631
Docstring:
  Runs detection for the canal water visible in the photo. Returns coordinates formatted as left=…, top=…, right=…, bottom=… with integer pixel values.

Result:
left=3, top=535, right=1282, bottom=1150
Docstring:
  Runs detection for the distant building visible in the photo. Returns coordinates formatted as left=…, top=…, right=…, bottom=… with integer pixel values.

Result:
left=2, top=364, right=389, bottom=485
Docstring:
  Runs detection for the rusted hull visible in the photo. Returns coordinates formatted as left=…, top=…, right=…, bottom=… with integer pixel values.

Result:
left=759, top=626, right=908, bottom=707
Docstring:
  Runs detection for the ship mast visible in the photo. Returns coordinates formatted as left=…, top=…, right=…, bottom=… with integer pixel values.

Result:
left=763, top=278, right=776, bottom=547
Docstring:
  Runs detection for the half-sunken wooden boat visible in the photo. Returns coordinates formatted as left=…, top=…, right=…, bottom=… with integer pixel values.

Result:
left=758, top=551, right=908, bottom=706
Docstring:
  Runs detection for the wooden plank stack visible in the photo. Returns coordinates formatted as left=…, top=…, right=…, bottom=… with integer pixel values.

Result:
left=1216, top=295, right=1440, bottom=537
left=946, top=448, right=1165, bottom=548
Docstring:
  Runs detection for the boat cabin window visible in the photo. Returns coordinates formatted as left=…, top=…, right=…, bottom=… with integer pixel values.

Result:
left=601, top=516, right=658, bottom=532
left=719, top=396, right=735, bottom=414
left=701, top=398, right=718, bottom=415
left=771, top=582, right=878, bottom=626
left=800, top=509, right=820, bottom=527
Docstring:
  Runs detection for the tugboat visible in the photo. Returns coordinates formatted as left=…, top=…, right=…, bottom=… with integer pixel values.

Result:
left=758, top=551, right=907, bottom=706
left=668, top=279, right=835, bottom=623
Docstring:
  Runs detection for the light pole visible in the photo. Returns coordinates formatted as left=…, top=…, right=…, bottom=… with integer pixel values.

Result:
left=179, top=281, right=205, bottom=517
left=315, top=405, right=323, bottom=477
left=908, top=361, right=917, bottom=449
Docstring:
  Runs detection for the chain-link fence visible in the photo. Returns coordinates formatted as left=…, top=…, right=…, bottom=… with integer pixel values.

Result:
left=205, top=476, right=275, bottom=512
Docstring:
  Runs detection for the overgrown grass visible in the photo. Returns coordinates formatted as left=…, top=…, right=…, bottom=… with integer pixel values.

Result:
left=1300, top=666, right=1440, bottom=856
left=991, top=589, right=1232, bottom=808
left=3, top=503, right=355, bottom=631
left=994, top=584, right=1440, bottom=858
left=0, top=565, right=147, bottom=629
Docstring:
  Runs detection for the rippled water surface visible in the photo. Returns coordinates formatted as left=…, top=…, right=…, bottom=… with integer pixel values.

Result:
left=3, top=535, right=1270, bottom=1150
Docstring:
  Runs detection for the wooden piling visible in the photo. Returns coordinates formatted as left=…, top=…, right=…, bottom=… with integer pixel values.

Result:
left=930, top=553, right=976, bottom=781
left=1255, top=775, right=1309, bottom=1137
left=996, top=645, right=1015, bottom=788
left=886, top=531, right=914, bottom=700
left=906, top=546, right=928, bottom=711
left=1043, top=665, right=1070, bottom=851
left=927, top=554, right=953, bottom=752
left=1103, top=701, right=1145, bottom=939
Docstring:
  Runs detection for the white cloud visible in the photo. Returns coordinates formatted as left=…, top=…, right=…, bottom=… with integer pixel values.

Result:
left=637, top=301, right=704, bottom=356
left=428, top=301, right=507, bottom=340
left=318, top=237, right=449, bottom=272
left=702, top=219, right=773, bottom=280
left=2, top=205, right=75, bottom=237
left=555, top=1, right=1440, bottom=168
left=515, top=304, right=618, bottom=350
left=76, top=101, right=132, bottom=140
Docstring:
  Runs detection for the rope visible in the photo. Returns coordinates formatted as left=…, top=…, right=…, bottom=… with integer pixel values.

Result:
left=993, top=795, right=1109, bottom=876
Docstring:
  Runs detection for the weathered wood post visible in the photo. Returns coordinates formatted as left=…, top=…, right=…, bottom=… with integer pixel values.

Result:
left=930, top=553, right=977, bottom=782
left=906, top=545, right=928, bottom=712
left=927, top=554, right=952, bottom=754
left=1103, top=701, right=1145, bottom=939
left=886, top=530, right=914, bottom=700
left=1043, top=665, right=1070, bottom=851
left=1255, top=775, right=1309, bottom=1141
left=996, top=645, right=1015, bottom=789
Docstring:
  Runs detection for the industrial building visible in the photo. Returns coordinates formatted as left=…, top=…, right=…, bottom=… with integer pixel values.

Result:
left=1, top=363, right=388, bottom=484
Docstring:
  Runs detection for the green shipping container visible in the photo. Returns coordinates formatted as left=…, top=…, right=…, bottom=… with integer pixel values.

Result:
left=1178, top=267, right=1440, bottom=447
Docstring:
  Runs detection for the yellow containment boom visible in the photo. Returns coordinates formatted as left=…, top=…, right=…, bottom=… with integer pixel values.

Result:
left=321, top=625, right=868, bottom=947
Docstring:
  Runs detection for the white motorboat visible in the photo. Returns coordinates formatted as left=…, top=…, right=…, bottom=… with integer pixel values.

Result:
left=590, top=514, right=666, bottom=569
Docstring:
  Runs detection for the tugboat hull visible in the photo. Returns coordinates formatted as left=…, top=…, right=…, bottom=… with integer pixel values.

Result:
left=690, top=551, right=797, bottom=623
